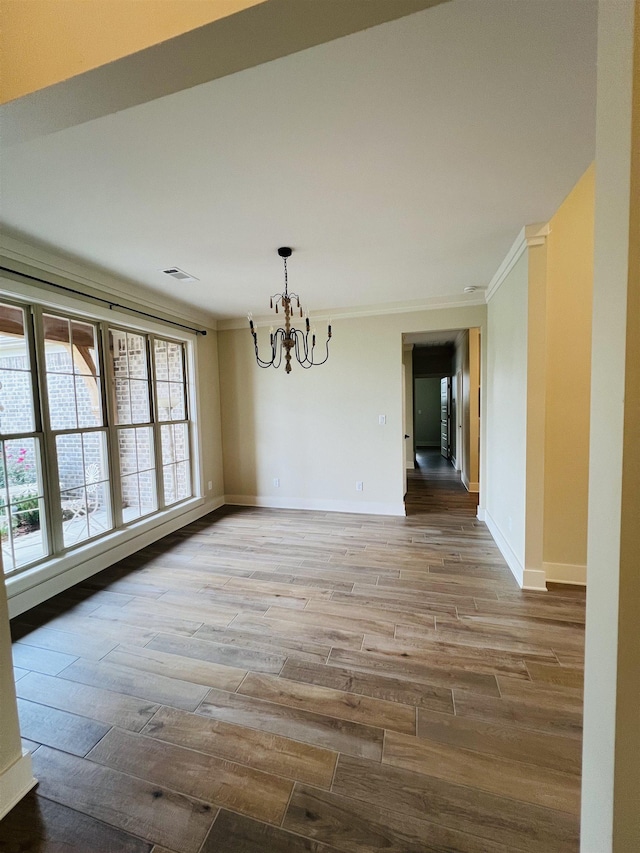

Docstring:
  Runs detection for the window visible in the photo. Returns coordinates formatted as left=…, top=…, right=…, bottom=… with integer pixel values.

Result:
left=154, top=339, right=191, bottom=506
left=0, top=438, right=47, bottom=573
left=0, top=303, right=47, bottom=572
left=109, top=329, right=156, bottom=522
left=0, top=297, right=195, bottom=577
left=43, top=313, right=113, bottom=548
left=107, top=329, right=193, bottom=519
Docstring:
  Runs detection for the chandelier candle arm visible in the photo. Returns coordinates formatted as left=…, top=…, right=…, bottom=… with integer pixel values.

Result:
left=248, top=247, right=332, bottom=374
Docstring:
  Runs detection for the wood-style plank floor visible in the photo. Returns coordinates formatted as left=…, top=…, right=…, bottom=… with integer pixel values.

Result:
left=4, top=449, right=585, bottom=853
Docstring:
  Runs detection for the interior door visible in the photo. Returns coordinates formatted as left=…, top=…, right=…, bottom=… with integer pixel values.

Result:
left=440, top=376, right=451, bottom=458
left=455, top=368, right=463, bottom=471
left=450, top=375, right=457, bottom=465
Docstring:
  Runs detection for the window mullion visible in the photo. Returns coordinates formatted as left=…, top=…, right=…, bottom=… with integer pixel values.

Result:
left=31, top=305, right=64, bottom=555
left=149, top=334, right=167, bottom=512
left=101, top=322, right=123, bottom=528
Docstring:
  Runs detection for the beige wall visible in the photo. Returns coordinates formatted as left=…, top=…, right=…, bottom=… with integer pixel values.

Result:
left=485, top=164, right=594, bottom=590
left=219, top=305, right=486, bottom=515
left=0, top=0, right=264, bottom=103
left=485, top=254, right=528, bottom=576
left=543, top=165, right=595, bottom=581
left=195, top=331, right=225, bottom=501
left=582, top=0, right=639, bottom=849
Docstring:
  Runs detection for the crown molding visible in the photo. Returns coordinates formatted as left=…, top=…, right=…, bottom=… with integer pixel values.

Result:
left=217, top=292, right=487, bottom=331
left=484, top=222, right=550, bottom=303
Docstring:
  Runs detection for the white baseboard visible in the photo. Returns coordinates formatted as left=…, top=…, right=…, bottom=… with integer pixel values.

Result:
left=0, top=750, right=37, bottom=821
left=522, top=568, right=547, bottom=591
left=543, top=562, right=587, bottom=585
left=479, top=509, right=546, bottom=590
left=461, top=472, right=479, bottom=493
left=484, top=509, right=546, bottom=590
left=8, top=495, right=225, bottom=617
left=225, top=495, right=406, bottom=517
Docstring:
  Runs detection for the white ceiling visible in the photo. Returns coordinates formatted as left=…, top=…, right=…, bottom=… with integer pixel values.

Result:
left=0, top=0, right=597, bottom=323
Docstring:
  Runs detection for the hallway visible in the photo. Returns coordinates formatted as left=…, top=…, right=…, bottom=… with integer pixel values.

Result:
left=4, top=480, right=584, bottom=852
left=406, top=447, right=479, bottom=516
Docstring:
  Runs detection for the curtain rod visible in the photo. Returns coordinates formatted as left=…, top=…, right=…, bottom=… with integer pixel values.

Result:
left=0, top=265, right=207, bottom=336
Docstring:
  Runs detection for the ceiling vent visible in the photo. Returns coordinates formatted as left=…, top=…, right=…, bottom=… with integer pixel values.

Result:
left=161, top=267, right=199, bottom=283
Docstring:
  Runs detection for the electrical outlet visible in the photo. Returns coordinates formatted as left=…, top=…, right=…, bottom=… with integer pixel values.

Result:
left=356, top=481, right=363, bottom=492
left=378, top=414, right=386, bottom=425
left=274, top=478, right=280, bottom=488
left=207, top=481, right=212, bottom=491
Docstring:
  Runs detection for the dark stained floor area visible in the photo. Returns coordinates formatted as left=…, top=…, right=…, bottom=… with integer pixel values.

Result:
left=3, top=450, right=585, bottom=852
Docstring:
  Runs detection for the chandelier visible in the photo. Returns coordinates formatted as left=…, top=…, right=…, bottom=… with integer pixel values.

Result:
left=248, top=247, right=331, bottom=373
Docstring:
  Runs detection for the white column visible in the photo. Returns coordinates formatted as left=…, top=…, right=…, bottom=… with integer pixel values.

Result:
left=581, top=1, right=639, bottom=850
left=0, top=556, right=36, bottom=819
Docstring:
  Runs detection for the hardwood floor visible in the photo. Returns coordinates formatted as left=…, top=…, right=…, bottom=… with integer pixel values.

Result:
left=4, top=450, right=585, bottom=853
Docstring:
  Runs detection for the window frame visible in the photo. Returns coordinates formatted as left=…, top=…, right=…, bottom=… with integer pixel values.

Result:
left=0, top=298, right=51, bottom=574
left=35, top=307, right=114, bottom=555
left=0, top=283, right=200, bottom=580
left=151, top=335, right=192, bottom=510
left=105, top=324, right=154, bottom=528
left=105, top=326, right=194, bottom=525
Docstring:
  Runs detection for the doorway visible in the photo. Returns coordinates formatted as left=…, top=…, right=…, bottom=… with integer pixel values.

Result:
left=402, top=328, right=481, bottom=510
